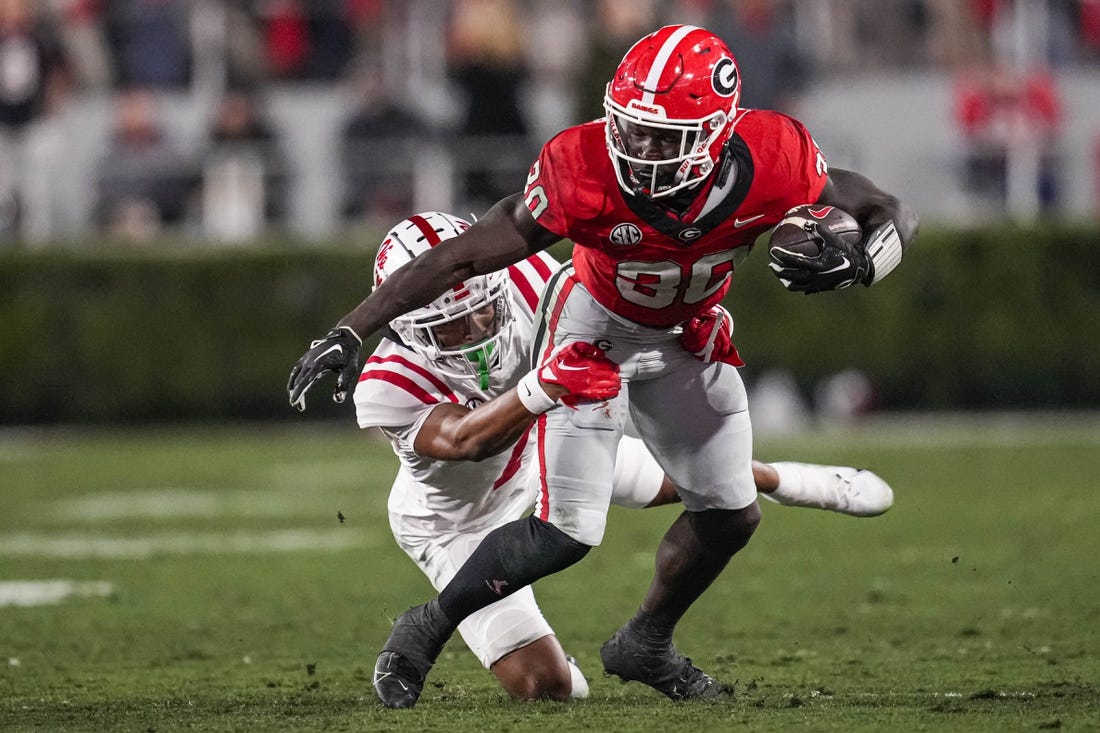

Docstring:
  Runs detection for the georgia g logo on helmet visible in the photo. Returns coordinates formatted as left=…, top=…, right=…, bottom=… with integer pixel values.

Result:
left=712, top=57, right=739, bottom=98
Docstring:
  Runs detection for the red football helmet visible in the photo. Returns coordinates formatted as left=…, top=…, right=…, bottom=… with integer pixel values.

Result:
left=604, top=25, right=741, bottom=199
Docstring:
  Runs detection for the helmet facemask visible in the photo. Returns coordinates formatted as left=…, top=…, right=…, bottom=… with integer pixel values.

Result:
left=390, top=270, right=513, bottom=390
left=605, top=97, right=730, bottom=198
left=373, top=212, right=518, bottom=390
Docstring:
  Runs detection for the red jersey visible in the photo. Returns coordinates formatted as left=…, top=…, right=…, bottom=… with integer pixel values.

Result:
left=522, top=109, right=828, bottom=327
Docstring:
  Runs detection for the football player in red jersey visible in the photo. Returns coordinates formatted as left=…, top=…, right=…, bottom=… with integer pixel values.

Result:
left=288, top=25, right=918, bottom=708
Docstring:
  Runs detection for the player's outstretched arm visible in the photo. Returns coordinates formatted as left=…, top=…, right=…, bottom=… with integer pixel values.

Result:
left=338, top=194, right=558, bottom=342
left=413, top=342, right=620, bottom=461
left=288, top=194, right=560, bottom=411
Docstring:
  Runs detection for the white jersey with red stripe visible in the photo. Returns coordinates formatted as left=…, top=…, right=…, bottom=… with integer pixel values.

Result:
left=353, top=252, right=558, bottom=530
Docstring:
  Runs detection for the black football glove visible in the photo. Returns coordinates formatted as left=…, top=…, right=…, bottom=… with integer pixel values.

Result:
left=287, top=326, right=362, bottom=412
left=769, top=223, right=871, bottom=294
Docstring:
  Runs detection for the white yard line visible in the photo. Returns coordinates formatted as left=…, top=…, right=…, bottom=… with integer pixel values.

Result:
left=51, top=487, right=339, bottom=521
left=0, top=580, right=115, bottom=607
left=0, top=529, right=372, bottom=559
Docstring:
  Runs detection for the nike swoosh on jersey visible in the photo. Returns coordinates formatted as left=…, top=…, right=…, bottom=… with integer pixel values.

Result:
left=733, top=214, right=766, bottom=228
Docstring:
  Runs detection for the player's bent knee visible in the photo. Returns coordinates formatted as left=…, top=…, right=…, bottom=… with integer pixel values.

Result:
left=500, top=668, right=573, bottom=702
left=528, top=515, right=592, bottom=556
left=491, top=636, right=573, bottom=702
left=691, top=503, right=761, bottom=556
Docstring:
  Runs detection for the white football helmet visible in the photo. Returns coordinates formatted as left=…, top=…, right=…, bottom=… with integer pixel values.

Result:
left=604, top=24, right=741, bottom=199
left=373, top=212, right=514, bottom=388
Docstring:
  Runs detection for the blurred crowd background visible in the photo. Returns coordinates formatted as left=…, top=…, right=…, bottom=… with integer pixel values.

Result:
left=1, top=0, right=1098, bottom=248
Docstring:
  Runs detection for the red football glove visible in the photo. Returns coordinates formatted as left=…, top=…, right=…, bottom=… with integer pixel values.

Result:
left=679, top=305, right=745, bottom=366
left=538, top=342, right=621, bottom=407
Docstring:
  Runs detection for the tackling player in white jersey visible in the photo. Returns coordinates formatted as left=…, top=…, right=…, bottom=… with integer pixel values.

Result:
left=340, top=211, right=893, bottom=701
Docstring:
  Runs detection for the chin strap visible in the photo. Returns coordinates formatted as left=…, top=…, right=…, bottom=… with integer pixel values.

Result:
left=466, top=342, right=495, bottom=390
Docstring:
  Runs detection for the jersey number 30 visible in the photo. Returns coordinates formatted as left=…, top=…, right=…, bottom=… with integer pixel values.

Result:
left=617, top=250, right=741, bottom=309
left=525, top=161, right=742, bottom=311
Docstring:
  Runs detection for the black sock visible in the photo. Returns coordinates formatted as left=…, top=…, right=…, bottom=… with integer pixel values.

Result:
left=438, top=515, right=590, bottom=624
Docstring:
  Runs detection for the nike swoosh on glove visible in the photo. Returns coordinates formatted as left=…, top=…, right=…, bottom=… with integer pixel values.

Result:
left=769, top=222, right=870, bottom=294
left=679, top=304, right=744, bottom=366
left=287, top=326, right=362, bottom=411
left=539, top=342, right=621, bottom=407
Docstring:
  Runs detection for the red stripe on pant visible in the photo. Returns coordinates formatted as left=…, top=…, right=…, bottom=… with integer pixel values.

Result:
left=536, top=272, right=578, bottom=520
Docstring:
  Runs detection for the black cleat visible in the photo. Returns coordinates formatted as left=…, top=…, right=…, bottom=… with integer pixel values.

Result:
left=372, top=601, right=452, bottom=709
left=372, top=650, right=425, bottom=709
left=600, top=624, right=731, bottom=701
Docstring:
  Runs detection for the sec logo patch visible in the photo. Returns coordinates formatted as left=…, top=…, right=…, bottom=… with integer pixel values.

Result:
left=610, top=223, right=643, bottom=246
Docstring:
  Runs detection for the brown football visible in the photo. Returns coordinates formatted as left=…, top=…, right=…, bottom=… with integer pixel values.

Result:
left=768, top=204, right=861, bottom=259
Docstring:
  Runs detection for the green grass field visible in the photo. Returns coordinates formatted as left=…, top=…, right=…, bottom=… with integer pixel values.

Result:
left=1, top=415, right=1098, bottom=732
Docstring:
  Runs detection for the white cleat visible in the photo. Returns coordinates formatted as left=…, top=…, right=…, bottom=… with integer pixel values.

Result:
left=566, top=655, right=589, bottom=699
left=764, top=462, right=894, bottom=517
